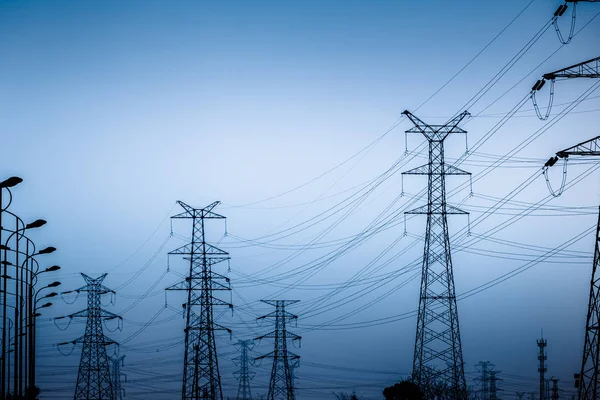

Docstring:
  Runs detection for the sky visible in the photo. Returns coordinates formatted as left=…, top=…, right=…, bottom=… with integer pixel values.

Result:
left=1, top=0, right=600, bottom=398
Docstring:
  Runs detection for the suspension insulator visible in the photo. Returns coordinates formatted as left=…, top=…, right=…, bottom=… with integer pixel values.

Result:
left=554, top=4, right=568, bottom=17
left=544, top=156, right=559, bottom=168
left=532, top=79, right=546, bottom=91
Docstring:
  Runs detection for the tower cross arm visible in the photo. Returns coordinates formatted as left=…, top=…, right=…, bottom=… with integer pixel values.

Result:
left=442, top=111, right=471, bottom=135
left=403, top=164, right=471, bottom=175
left=543, top=56, right=600, bottom=80
left=172, top=200, right=225, bottom=219
left=556, top=135, right=600, bottom=158
left=402, top=110, right=435, bottom=135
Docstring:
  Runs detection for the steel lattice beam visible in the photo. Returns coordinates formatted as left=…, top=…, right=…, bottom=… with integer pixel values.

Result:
left=556, top=135, right=600, bottom=158
left=543, top=56, right=600, bottom=80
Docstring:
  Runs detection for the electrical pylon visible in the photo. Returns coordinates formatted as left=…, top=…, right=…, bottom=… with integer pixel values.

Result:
left=233, top=340, right=255, bottom=400
left=110, top=355, right=126, bottom=400
left=538, top=333, right=548, bottom=400
left=57, top=273, right=121, bottom=400
left=489, top=370, right=502, bottom=400
left=517, top=392, right=526, bottom=400
left=544, top=136, right=600, bottom=400
left=475, top=361, right=494, bottom=400
left=254, top=300, right=301, bottom=400
left=551, top=378, right=559, bottom=400
left=401, top=110, right=470, bottom=399
left=166, top=201, right=232, bottom=400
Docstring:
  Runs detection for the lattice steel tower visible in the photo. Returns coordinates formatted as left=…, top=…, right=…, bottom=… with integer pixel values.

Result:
left=489, top=370, right=502, bottom=400
left=110, top=355, right=126, bottom=400
left=166, top=201, right=232, bottom=400
left=58, top=273, right=121, bottom=400
left=544, top=136, right=600, bottom=400
left=475, top=361, right=494, bottom=400
left=255, top=300, right=301, bottom=400
left=402, top=110, right=470, bottom=399
left=234, top=340, right=255, bottom=400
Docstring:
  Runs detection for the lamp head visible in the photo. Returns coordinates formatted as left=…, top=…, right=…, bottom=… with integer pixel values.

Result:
left=46, top=265, right=60, bottom=272
left=38, top=246, right=56, bottom=255
left=48, top=281, right=61, bottom=288
left=40, top=302, right=52, bottom=309
left=25, top=219, right=47, bottom=229
left=0, top=177, right=23, bottom=188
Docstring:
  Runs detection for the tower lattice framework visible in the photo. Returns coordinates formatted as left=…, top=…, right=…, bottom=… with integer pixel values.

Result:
left=234, top=340, right=255, bottom=400
left=62, top=273, right=121, bottom=400
left=475, top=361, right=493, bottom=400
left=402, top=110, right=470, bottom=399
left=166, top=200, right=232, bottom=400
left=544, top=135, right=600, bottom=400
left=255, top=300, right=301, bottom=400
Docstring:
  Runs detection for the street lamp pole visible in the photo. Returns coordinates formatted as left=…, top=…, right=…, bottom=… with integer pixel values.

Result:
left=29, top=274, right=60, bottom=391
left=1, top=213, right=24, bottom=399
left=19, top=247, right=56, bottom=394
left=0, top=177, right=21, bottom=398
left=3, top=219, right=46, bottom=398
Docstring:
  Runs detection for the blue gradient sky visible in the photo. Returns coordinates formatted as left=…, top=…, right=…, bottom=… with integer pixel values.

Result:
left=1, top=0, right=600, bottom=398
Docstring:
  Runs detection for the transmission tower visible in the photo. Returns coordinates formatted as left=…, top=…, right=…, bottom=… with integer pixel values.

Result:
left=551, top=378, right=559, bottom=400
left=517, top=392, right=525, bottom=400
left=254, top=300, right=301, bottom=400
left=111, top=355, right=126, bottom=400
left=544, top=136, right=600, bottom=400
left=475, top=361, right=494, bottom=400
left=165, top=201, right=232, bottom=400
left=538, top=333, right=548, bottom=400
left=57, top=273, right=121, bottom=400
left=233, top=340, right=255, bottom=400
left=401, top=110, right=470, bottom=399
left=489, top=370, right=502, bottom=400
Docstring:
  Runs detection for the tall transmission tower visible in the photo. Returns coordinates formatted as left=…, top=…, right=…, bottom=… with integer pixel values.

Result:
left=111, top=355, right=126, bottom=400
left=538, top=333, right=548, bottom=400
left=489, top=370, right=502, bottom=400
left=475, top=361, right=494, bottom=400
left=165, top=201, right=232, bottom=400
left=233, top=340, right=255, bottom=400
left=544, top=136, right=600, bottom=400
left=401, top=110, right=471, bottom=399
left=517, top=392, right=525, bottom=400
left=254, top=300, right=301, bottom=400
left=551, top=378, right=559, bottom=400
left=57, top=273, right=121, bottom=400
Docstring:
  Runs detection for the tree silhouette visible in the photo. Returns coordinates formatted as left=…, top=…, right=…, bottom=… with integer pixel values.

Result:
left=383, top=380, right=424, bottom=400
left=333, top=390, right=361, bottom=400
